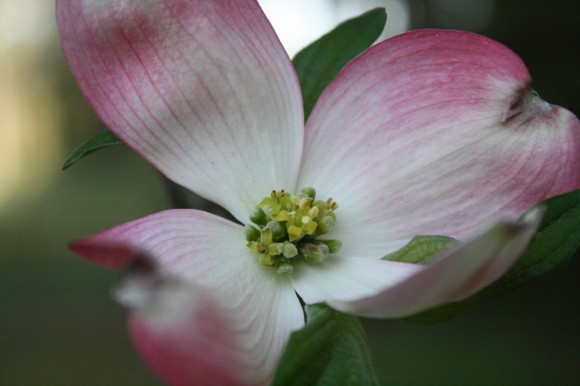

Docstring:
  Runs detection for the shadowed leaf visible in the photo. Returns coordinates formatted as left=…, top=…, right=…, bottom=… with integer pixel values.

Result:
left=272, top=304, right=379, bottom=386
left=293, top=8, right=387, bottom=120
left=62, top=130, right=123, bottom=170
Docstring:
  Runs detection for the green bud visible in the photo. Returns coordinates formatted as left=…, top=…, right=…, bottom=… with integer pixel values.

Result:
left=244, top=225, right=260, bottom=242
left=318, top=239, right=342, bottom=253
left=300, top=187, right=316, bottom=199
left=282, top=242, right=298, bottom=258
left=268, top=243, right=284, bottom=256
left=247, top=188, right=341, bottom=273
left=259, top=253, right=274, bottom=266
left=299, top=242, right=329, bottom=263
left=249, top=208, right=268, bottom=226
left=276, top=261, right=294, bottom=274
left=317, top=216, right=335, bottom=235
left=266, top=220, right=286, bottom=242
left=260, top=226, right=273, bottom=244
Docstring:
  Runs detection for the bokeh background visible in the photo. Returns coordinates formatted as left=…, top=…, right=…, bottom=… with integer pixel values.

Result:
left=1, top=0, right=579, bottom=385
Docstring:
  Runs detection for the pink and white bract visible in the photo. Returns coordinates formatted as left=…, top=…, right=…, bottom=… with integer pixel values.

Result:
left=57, top=1, right=580, bottom=385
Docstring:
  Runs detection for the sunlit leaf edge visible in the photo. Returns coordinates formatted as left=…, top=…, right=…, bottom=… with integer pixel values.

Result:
left=383, top=235, right=456, bottom=264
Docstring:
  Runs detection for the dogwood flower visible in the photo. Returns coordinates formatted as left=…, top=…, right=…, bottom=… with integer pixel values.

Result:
left=57, top=1, right=579, bottom=385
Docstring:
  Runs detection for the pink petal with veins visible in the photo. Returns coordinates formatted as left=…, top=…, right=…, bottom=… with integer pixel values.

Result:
left=57, top=0, right=304, bottom=222
left=299, top=29, right=580, bottom=258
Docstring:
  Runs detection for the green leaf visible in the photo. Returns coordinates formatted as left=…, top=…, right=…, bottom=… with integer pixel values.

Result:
left=383, top=235, right=456, bottom=264
left=405, top=190, right=580, bottom=324
left=272, top=304, right=379, bottom=386
left=62, top=130, right=123, bottom=170
left=292, top=8, right=387, bottom=120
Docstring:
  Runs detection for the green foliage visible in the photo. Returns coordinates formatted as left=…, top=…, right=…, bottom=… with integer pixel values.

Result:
left=383, top=235, right=456, bottom=264
left=62, top=130, right=123, bottom=170
left=272, top=304, right=379, bottom=386
left=292, top=8, right=387, bottom=120
left=405, top=190, right=580, bottom=323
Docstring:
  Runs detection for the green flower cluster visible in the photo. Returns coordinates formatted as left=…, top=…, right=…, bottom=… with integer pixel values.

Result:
left=246, top=188, right=342, bottom=274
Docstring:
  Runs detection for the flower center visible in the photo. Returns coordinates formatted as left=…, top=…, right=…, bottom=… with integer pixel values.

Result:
left=245, top=188, right=342, bottom=274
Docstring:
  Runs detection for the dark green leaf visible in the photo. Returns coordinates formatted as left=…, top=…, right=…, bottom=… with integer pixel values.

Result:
left=62, top=130, right=123, bottom=170
left=293, top=8, right=387, bottom=120
left=383, top=235, right=456, bottom=264
left=272, top=304, right=379, bottom=386
left=405, top=190, right=580, bottom=324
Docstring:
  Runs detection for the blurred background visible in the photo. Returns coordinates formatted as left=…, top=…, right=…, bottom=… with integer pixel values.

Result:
left=1, top=0, right=578, bottom=385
